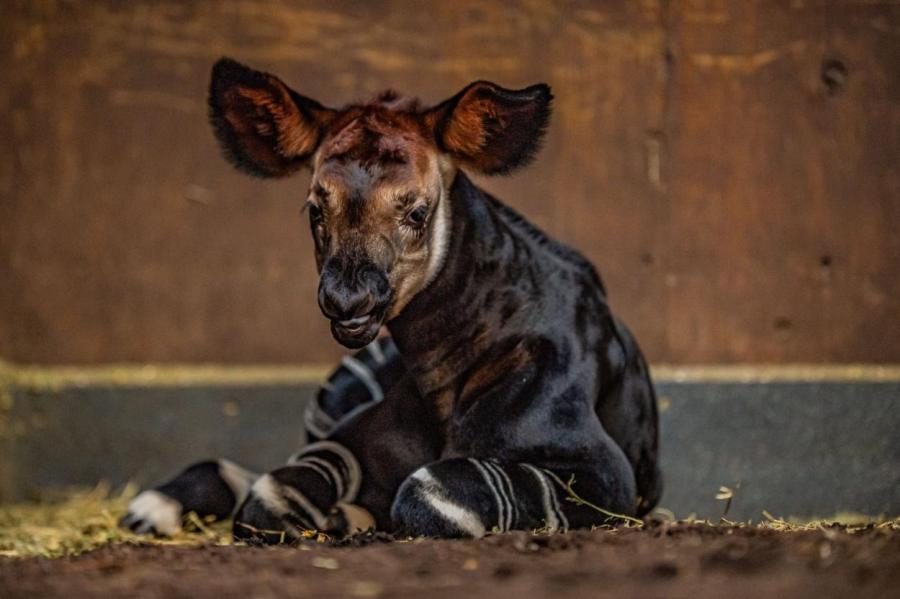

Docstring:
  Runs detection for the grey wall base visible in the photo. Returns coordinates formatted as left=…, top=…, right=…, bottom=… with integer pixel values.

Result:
left=656, top=381, right=898, bottom=520
left=2, top=380, right=898, bottom=521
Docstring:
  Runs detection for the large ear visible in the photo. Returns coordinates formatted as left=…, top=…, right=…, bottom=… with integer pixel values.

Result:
left=208, top=58, right=336, bottom=178
left=424, top=81, right=552, bottom=175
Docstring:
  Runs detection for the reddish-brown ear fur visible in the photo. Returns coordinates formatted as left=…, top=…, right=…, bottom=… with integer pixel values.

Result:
left=425, top=81, right=552, bottom=175
left=208, top=58, right=335, bottom=178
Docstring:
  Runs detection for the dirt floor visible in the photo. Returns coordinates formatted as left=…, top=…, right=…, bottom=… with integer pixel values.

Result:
left=2, top=522, right=899, bottom=599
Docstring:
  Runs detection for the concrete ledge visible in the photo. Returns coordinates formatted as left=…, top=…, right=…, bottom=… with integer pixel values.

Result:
left=5, top=362, right=900, bottom=387
left=655, top=380, right=898, bottom=520
left=1, top=363, right=898, bottom=521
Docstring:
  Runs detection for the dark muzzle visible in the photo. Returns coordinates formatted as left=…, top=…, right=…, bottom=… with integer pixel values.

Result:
left=317, top=258, right=391, bottom=348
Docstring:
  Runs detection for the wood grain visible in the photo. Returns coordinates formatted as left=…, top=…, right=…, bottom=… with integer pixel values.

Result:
left=0, top=0, right=897, bottom=364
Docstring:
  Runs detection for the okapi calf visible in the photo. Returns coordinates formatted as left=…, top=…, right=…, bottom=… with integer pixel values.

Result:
left=120, top=58, right=662, bottom=540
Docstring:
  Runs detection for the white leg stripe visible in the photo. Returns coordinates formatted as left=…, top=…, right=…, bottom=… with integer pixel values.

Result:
left=250, top=475, right=292, bottom=518
left=540, top=468, right=570, bottom=531
left=303, top=398, right=337, bottom=439
left=295, top=455, right=345, bottom=500
left=411, top=467, right=435, bottom=483
left=469, top=458, right=506, bottom=532
left=341, top=355, right=384, bottom=404
left=217, top=459, right=258, bottom=509
left=421, top=491, right=486, bottom=538
left=366, top=339, right=387, bottom=365
left=289, top=460, right=337, bottom=496
left=412, top=466, right=486, bottom=538
left=522, top=464, right=559, bottom=532
left=487, top=460, right=517, bottom=531
left=249, top=474, right=326, bottom=531
left=481, top=461, right=511, bottom=531
left=296, top=441, right=362, bottom=502
left=280, top=485, right=328, bottom=530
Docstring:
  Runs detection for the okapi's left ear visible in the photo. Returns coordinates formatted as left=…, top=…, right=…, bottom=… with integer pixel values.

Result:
left=208, top=58, right=336, bottom=178
left=424, top=81, right=552, bottom=175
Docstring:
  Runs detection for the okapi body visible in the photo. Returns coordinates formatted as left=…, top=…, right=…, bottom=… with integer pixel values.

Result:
left=120, top=58, right=662, bottom=540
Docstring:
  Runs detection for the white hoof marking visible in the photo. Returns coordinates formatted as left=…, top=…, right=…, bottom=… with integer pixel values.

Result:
left=126, top=490, right=182, bottom=536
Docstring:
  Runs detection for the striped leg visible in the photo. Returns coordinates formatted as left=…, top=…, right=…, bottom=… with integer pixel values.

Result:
left=120, top=459, right=258, bottom=536
left=233, top=440, right=374, bottom=543
left=390, top=457, right=637, bottom=538
left=304, top=337, right=404, bottom=441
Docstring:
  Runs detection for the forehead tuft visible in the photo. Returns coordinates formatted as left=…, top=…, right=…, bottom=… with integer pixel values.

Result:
left=371, top=89, right=422, bottom=112
left=320, top=98, right=429, bottom=169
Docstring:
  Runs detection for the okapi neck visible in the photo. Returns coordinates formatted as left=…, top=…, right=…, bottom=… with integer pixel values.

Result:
left=387, top=171, right=513, bottom=398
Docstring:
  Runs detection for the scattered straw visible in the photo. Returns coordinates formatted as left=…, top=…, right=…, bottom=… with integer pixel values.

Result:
left=558, top=474, right=645, bottom=528
left=1, top=484, right=897, bottom=559
left=0, top=483, right=232, bottom=558
left=759, top=510, right=900, bottom=533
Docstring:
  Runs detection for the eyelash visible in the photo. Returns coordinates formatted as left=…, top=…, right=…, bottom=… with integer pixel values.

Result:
left=305, top=201, right=323, bottom=221
left=305, top=183, right=329, bottom=220
left=403, top=205, right=429, bottom=232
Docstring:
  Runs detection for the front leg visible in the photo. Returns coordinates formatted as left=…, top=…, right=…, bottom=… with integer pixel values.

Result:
left=390, top=455, right=637, bottom=538
left=234, top=373, right=441, bottom=542
left=233, top=441, right=375, bottom=542
left=120, top=459, right=258, bottom=535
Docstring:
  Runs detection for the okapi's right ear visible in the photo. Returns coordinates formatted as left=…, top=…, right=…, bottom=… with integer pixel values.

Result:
left=208, top=58, right=336, bottom=178
left=424, top=80, right=552, bottom=175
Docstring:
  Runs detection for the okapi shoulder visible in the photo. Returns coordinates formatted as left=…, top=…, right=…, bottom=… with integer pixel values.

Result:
left=485, top=194, right=607, bottom=297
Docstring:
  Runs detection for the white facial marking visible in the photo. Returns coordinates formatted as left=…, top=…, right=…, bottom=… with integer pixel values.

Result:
left=386, top=155, right=455, bottom=320
left=421, top=159, right=453, bottom=290
left=126, top=490, right=183, bottom=536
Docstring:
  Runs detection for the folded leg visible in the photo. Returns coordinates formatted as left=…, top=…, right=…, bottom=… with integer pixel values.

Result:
left=304, top=337, right=404, bottom=441
left=232, top=440, right=375, bottom=542
left=120, top=459, right=258, bottom=535
left=390, top=454, right=637, bottom=538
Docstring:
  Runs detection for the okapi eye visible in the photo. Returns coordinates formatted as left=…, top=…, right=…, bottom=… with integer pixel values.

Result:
left=405, top=205, right=428, bottom=229
left=312, top=183, right=329, bottom=200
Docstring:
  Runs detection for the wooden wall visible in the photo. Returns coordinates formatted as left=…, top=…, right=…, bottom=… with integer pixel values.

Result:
left=1, top=0, right=898, bottom=365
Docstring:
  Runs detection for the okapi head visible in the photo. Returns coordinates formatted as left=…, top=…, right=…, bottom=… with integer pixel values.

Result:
left=209, top=58, right=552, bottom=348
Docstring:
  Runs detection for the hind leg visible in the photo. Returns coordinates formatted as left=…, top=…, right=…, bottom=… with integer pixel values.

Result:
left=598, top=317, right=663, bottom=516
left=391, top=451, right=638, bottom=538
left=120, top=459, right=258, bottom=535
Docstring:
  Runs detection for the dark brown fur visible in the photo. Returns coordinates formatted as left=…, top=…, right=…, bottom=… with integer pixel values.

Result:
left=204, top=58, right=660, bottom=539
